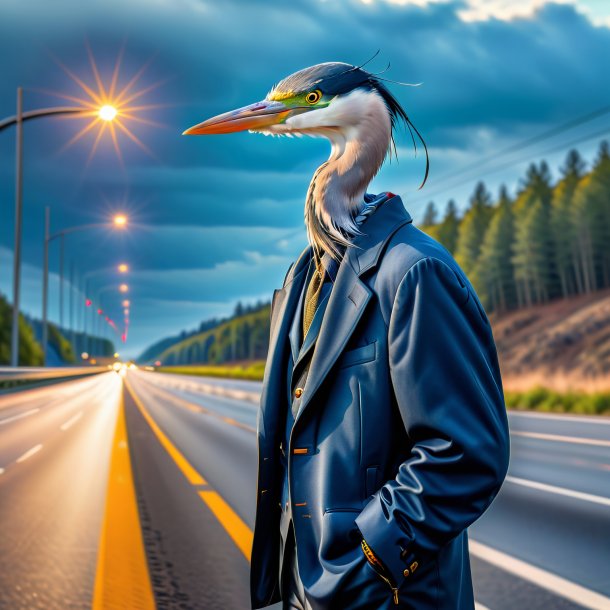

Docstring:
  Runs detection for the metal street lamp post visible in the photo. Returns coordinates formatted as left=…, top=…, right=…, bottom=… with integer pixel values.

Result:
left=41, top=209, right=127, bottom=365
left=1, top=91, right=116, bottom=366
left=78, top=265, right=126, bottom=356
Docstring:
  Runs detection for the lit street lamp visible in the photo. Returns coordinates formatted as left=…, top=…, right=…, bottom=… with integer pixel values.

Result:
left=42, top=208, right=127, bottom=365
left=0, top=89, right=118, bottom=367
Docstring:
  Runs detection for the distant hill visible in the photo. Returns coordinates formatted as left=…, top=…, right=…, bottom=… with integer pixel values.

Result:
left=490, top=288, right=610, bottom=392
left=137, top=334, right=185, bottom=364
left=138, top=302, right=270, bottom=365
left=27, top=317, right=115, bottom=364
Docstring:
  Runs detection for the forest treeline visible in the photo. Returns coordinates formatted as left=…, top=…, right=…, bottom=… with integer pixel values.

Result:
left=156, top=301, right=270, bottom=366
left=0, top=292, right=115, bottom=366
left=421, top=142, right=610, bottom=313
left=145, top=142, right=610, bottom=366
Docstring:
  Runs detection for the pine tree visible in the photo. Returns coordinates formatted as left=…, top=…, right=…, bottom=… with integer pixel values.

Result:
left=515, top=161, right=554, bottom=212
left=512, top=198, right=553, bottom=305
left=436, top=200, right=460, bottom=254
left=572, top=141, right=610, bottom=292
left=422, top=201, right=438, bottom=226
left=455, top=182, right=493, bottom=277
left=551, top=150, right=585, bottom=297
left=513, top=161, right=557, bottom=302
left=475, top=186, right=516, bottom=312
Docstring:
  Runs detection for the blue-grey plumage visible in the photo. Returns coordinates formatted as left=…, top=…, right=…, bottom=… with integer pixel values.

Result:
left=184, top=61, right=428, bottom=260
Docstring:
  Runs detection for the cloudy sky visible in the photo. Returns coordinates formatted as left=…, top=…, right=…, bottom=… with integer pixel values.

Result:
left=1, top=0, right=609, bottom=358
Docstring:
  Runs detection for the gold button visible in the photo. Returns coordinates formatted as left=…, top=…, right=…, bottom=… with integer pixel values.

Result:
left=410, top=561, right=419, bottom=572
left=403, top=568, right=410, bottom=577
left=294, top=387, right=304, bottom=398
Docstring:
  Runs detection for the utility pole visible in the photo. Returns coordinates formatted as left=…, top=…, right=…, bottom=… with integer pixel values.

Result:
left=69, top=260, right=74, bottom=353
left=11, top=87, right=23, bottom=367
left=42, top=206, right=50, bottom=366
left=84, top=279, right=90, bottom=356
left=59, top=233, right=65, bottom=329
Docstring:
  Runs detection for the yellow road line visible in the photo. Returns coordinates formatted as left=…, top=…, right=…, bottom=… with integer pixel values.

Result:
left=124, top=376, right=253, bottom=562
left=199, top=491, right=253, bottom=561
left=92, top=391, right=155, bottom=610
left=124, top=378, right=206, bottom=486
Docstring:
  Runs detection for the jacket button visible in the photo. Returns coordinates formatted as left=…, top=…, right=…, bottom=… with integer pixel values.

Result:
left=294, top=387, right=304, bottom=398
left=403, top=568, right=410, bottom=577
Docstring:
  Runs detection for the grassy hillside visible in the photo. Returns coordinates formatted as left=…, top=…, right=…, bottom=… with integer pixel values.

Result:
left=157, top=361, right=266, bottom=381
left=156, top=305, right=270, bottom=366
left=0, top=293, right=43, bottom=366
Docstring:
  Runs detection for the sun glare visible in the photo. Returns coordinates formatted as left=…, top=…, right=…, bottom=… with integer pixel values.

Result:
left=45, top=43, right=166, bottom=163
left=99, top=104, right=118, bottom=121
left=113, top=214, right=128, bottom=227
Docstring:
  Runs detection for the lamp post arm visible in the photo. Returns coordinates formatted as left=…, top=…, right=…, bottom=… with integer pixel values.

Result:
left=48, top=222, right=114, bottom=242
left=0, top=107, right=86, bottom=132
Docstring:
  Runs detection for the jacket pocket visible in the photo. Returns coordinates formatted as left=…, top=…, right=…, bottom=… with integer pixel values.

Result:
left=338, top=341, right=377, bottom=369
left=320, top=509, right=362, bottom=561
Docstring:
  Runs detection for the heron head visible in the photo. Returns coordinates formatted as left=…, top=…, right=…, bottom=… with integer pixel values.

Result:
left=183, top=61, right=428, bottom=187
left=184, top=62, right=406, bottom=137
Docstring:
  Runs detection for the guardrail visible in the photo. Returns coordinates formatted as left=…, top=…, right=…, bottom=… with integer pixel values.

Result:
left=0, top=366, right=107, bottom=388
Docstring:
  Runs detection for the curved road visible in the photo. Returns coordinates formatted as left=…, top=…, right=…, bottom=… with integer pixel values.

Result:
left=0, top=369, right=608, bottom=609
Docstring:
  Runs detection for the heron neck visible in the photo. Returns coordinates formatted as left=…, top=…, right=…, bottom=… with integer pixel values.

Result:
left=305, top=95, right=392, bottom=259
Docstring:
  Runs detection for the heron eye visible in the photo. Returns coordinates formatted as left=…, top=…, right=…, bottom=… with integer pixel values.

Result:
left=305, top=90, right=322, bottom=105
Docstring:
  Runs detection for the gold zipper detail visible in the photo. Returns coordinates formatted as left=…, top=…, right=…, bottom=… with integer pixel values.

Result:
left=361, top=540, right=399, bottom=605
left=376, top=571, right=399, bottom=605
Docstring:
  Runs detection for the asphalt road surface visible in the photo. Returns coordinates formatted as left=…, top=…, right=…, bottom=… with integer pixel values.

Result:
left=1, top=369, right=609, bottom=610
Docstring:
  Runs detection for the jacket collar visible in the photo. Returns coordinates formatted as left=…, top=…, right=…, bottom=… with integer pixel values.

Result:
left=350, top=194, right=412, bottom=275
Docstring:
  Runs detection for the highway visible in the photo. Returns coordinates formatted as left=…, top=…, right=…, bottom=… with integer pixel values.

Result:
left=0, top=370, right=609, bottom=610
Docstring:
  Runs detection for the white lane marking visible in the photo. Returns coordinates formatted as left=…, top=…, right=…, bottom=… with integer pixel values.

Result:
left=16, top=444, right=43, bottom=463
left=512, top=431, right=610, bottom=447
left=469, top=539, right=610, bottom=609
left=475, top=604, right=491, bottom=610
left=0, top=408, right=40, bottom=425
left=505, top=476, right=610, bottom=507
left=509, top=411, right=610, bottom=425
left=60, top=411, right=83, bottom=431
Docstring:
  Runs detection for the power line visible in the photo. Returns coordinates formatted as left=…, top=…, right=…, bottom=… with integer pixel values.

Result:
left=409, top=121, right=610, bottom=210
left=427, top=105, right=610, bottom=190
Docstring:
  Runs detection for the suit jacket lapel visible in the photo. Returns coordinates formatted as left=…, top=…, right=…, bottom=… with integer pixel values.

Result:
left=259, top=248, right=311, bottom=449
left=288, top=264, right=310, bottom=365
left=294, top=253, right=372, bottom=426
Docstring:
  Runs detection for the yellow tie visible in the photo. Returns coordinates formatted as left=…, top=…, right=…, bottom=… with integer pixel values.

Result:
left=302, top=254, right=325, bottom=338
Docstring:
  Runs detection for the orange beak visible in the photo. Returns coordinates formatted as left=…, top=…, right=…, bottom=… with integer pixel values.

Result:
left=182, top=100, right=291, bottom=135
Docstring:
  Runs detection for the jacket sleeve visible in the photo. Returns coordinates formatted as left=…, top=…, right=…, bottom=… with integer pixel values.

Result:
left=354, top=256, right=510, bottom=585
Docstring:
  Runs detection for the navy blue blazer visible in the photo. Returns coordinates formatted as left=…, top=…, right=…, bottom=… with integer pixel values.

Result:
left=250, top=195, right=510, bottom=609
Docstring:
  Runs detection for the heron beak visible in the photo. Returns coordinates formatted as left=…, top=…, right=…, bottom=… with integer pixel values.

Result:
left=183, top=100, right=292, bottom=135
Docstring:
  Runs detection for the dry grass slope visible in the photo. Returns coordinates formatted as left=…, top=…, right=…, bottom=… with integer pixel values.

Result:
left=490, top=287, right=610, bottom=392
